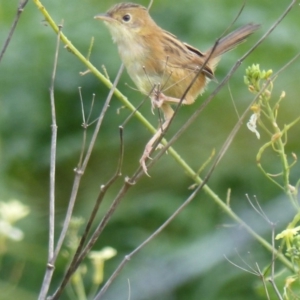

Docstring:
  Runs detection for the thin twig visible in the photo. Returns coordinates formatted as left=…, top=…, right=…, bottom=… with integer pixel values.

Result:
left=256, top=263, right=271, bottom=300
left=78, top=87, right=88, bottom=167
left=38, top=23, right=62, bottom=300
left=127, top=279, right=131, bottom=300
left=269, top=216, right=284, bottom=300
left=228, top=82, right=241, bottom=119
left=0, top=0, right=29, bottom=63
left=79, top=87, right=86, bottom=124
left=147, top=0, right=154, bottom=11
left=122, top=93, right=155, bottom=127
left=224, top=251, right=259, bottom=275
left=86, top=93, right=96, bottom=124
left=218, top=0, right=246, bottom=37
left=246, top=194, right=272, bottom=222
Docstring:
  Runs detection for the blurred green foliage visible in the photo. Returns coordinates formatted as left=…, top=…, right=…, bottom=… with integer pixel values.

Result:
left=0, top=0, right=299, bottom=299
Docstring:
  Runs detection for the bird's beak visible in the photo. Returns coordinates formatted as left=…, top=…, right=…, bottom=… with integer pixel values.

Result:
left=94, top=13, right=112, bottom=22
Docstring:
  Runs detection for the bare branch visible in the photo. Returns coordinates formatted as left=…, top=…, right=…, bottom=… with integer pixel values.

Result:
left=38, top=22, right=62, bottom=300
left=0, top=0, right=29, bottom=63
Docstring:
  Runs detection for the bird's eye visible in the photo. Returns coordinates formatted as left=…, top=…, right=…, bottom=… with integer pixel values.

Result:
left=122, top=14, right=131, bottom=22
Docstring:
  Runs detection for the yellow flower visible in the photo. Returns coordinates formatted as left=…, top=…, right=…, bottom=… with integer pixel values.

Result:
left=0, top=200, right=30, bottom=223
left=88, top=247, right=117, bottom=285
left=0, top=200, right=30, bottom=242
left=275, top=226, right=300, bottom=240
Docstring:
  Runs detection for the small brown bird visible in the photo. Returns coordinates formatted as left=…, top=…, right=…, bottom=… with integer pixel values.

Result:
left=95, top=2, right=259, bottom=174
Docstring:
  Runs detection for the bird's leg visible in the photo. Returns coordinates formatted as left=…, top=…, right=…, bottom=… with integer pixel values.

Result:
left=140, top=101, right=174, bottom=175
left=151, top=89, right=193, bottom=109
left=139, top=118, right=170, bottom=175
left=150, top=84, right=163, bottom=114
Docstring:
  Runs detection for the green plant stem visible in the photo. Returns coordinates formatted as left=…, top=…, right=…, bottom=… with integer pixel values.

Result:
left=288, top=212, right=300, bottom=229
left=260, top=94, right=299, bottom=210
left=266, top=102, right=297, bottom=207
left=71, top=269, right=86, bottom=300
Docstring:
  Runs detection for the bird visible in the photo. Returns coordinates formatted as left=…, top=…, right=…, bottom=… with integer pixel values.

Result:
left=95, top=2, right=259, bottom=174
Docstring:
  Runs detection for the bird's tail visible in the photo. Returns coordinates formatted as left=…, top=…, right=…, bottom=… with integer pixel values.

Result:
left=208, top=23, right=260, bottom=58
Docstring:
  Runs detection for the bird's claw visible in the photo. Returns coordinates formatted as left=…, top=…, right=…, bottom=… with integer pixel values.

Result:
left=139, top=145, right=153, bottom=176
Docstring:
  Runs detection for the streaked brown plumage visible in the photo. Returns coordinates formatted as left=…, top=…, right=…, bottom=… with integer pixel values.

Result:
left=95, top=3, right=259, bottom=174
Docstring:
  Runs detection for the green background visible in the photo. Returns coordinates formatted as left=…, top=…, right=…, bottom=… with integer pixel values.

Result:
left=0, top=0, right=299, bottom=299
